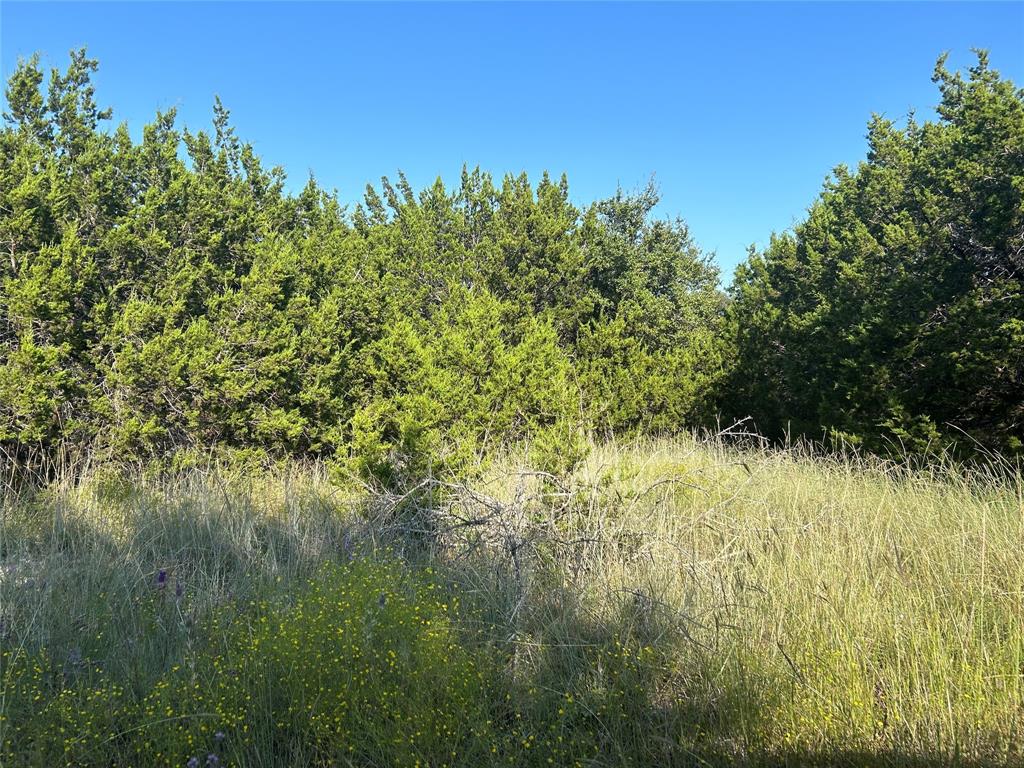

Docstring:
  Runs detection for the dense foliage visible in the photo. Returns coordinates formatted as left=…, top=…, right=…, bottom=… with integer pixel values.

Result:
left=722, top=52, right=1024, bottom=457
left=0, top=50, right=723, bottom=480
left=1, top=49, right=1021, bottom=472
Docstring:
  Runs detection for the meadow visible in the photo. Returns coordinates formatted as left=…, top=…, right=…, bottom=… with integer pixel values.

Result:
left=2, top=437, right=1020, bottom=767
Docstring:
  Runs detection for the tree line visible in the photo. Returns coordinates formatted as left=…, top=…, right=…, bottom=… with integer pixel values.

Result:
left=1, top=49, right=1020, bottom=480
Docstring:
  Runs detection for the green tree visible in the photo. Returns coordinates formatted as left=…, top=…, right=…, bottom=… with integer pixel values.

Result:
left=1, top=49, right=730, bottom=478
left=722, top=51, right=1023, bottom=457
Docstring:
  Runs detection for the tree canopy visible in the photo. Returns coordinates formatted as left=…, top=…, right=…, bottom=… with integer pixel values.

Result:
left=2, top=49, right=1020, bottom=478
left=0, top=49, right=724, bottom=481
left=721, top=51, right=1023, bottom=458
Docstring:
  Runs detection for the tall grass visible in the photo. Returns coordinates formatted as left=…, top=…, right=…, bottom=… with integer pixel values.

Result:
left=1, top=437, right=1021, bottom=766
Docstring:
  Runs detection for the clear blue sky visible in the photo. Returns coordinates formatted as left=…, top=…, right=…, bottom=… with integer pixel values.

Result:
left=2, top=2, right=1022, bottom=278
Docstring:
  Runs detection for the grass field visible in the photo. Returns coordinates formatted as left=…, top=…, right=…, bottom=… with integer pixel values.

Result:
left=1, top=438, right=1021, bottom=766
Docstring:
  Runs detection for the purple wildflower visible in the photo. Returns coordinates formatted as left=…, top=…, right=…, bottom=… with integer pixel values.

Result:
left=175, top=580, right=185, bottom=599
left=206, top=753, right=220, bottom=767
left=156, top=569, right=168, bottom=588
left=187, top=757, right=199, bottom=768
left=213, top=731, right=225, bottom=744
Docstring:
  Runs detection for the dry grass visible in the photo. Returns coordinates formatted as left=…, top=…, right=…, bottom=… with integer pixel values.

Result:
left=1, top=436, right=1021, bottom=766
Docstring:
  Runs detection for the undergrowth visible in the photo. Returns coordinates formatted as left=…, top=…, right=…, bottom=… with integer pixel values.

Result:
left=1, top=437, right=1021, bottom=766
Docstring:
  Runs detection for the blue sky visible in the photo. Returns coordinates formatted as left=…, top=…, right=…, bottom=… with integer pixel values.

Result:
left=2, top=2, right=1022, bottom=278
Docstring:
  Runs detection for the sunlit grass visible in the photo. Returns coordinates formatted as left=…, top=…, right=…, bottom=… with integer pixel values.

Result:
left=1, top=437, right=1021, bottom=766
